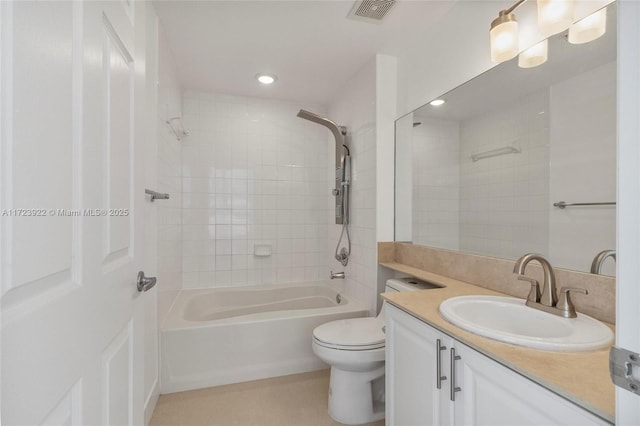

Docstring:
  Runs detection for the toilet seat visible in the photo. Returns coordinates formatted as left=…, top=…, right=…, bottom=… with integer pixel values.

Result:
left=312, top=317, right=385, bottom=351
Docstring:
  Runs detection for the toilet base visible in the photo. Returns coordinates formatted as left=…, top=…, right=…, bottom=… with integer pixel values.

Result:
left=327, top=365, right=385, bottom=425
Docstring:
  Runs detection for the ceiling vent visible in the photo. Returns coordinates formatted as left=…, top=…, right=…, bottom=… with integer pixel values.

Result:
left=347, top=0, right=397, bottom=24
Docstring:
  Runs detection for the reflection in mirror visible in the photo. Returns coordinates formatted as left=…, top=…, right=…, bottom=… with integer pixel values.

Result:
left=395, top=3, right=616, bottom=276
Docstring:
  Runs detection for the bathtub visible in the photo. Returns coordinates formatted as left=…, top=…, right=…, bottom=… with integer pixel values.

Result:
left=160, top=281, right=368, bottom=393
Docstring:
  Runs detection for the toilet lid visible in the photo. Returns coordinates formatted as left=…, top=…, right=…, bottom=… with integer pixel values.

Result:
left=313, top=317, right=385, bottom=349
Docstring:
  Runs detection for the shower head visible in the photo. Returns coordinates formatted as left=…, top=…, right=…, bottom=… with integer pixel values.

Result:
left=296, top=110, right=346, bottom=146
left=296, top=109, right=349, bottom=225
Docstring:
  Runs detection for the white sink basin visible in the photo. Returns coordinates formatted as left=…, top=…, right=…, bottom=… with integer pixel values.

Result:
left=439, top=295, right=614, bottom=352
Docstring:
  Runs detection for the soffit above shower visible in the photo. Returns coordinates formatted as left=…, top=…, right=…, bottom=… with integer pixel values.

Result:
left=152, top=0, right=455, bottom=105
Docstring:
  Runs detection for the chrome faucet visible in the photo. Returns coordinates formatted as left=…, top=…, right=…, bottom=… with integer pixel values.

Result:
left=590, top=249, right=616, bottom=274
left=330, top=271, right=345, bottom=280
left=513, top=253, right=588, bottom=318
left=513, top=253, right=557, bottom=307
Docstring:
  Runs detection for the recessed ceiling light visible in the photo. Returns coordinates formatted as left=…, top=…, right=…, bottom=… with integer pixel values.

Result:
left=256, top=74, right=277, bottom=85
left=430, top=99, right=445, bottom=106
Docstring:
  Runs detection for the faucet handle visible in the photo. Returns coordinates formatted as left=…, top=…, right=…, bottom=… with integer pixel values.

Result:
left=557, top=287, right=589, bottom=318
left=517, top=275, right=541, bottom=303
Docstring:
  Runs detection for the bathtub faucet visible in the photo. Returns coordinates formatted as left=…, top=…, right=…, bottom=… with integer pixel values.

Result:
left=330, top=271, right=345, bottom=280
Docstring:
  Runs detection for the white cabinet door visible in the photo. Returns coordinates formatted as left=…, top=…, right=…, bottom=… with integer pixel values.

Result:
left=1, top=1, right=149, bottom=424
left=386, top=305, right=609, bottom=426
left=386, top=303, right=453, bottom=426
left=453, top=343, right=607, bottom=426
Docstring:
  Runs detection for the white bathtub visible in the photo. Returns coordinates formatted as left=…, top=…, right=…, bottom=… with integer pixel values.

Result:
left=160, top=281, right=368, bottom=393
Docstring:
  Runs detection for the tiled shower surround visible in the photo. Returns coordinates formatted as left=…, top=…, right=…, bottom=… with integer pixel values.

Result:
left=180, top=92, right=332, bottom=288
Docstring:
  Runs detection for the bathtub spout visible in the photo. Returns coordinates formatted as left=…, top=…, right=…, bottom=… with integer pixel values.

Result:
left=330, top=271, right=345, bottom=280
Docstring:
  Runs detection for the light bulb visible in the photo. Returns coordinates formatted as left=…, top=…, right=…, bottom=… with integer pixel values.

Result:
left=490, top=12, right=519, bottom=63
left=518, top=39, right=548, bottom=68
left=537, top=0, right=575, bottom=37
left=568, top=8, right=606, bottom=44
left=256, top=74, right=277, bottom=85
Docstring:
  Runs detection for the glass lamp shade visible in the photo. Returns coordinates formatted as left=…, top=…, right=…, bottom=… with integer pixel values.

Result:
left=537, top=0, right=576, bottom=37
left=518, top=39, right=548, bottom=68
left=490, top=15, right=519, bottom=63
left=568, top=8, right=607, bottom=44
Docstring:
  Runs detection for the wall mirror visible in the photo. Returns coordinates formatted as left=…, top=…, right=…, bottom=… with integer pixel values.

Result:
left=395, top=3, right=616, bottom=276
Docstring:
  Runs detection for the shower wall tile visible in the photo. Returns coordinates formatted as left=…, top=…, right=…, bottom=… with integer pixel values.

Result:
left=411, top=117, right=460, bottom=250
left=181, top=91, right=331, bottom=288
left=458, top=89, right=550, bottom=260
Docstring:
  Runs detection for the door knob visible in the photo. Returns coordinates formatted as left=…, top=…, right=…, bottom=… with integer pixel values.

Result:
left=137, top=271, right=157, bottom=292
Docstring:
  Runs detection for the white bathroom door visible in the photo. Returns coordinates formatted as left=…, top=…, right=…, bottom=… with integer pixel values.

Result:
left=1, top=1, right=148, bottom=425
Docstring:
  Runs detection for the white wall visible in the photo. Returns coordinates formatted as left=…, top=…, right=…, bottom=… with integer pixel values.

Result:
left=156, top=26, right=183, bottom=325
left=144, top=6, right=161, bottom=423
left=180, top=92, right=329, bottom=288
left=394, top=113, right=413, bottom=242
left=328, top=58, right=379, bottom=314
left=549, top=61, right=616, bottom=275
left=375, top=54, right=397, bottom=243
left=395, top=1, right=500, bottom=117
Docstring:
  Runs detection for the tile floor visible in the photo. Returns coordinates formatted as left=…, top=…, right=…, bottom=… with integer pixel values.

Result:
left=150, top=369, right=385, bottom=426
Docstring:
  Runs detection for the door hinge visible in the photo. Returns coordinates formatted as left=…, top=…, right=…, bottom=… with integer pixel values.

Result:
left=610, top=346, right=640, bottom=395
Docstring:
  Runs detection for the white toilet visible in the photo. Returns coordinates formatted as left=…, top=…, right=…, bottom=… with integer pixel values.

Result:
left=312, top=277, right=438, bottom=425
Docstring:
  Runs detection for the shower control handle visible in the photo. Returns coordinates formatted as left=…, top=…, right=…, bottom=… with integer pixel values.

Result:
left=332, top=188, right=340, bottom=196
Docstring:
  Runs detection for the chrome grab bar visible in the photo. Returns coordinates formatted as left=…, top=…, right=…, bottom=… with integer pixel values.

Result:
left=553, top=201, right=616, bottom=209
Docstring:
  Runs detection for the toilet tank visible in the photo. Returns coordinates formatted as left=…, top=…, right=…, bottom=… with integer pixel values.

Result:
left=384, top=277, right=443, bottom=293
left=378, top=277, right=443, bottom=320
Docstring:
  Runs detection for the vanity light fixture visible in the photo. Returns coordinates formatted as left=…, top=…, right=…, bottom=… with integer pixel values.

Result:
left=518, top=39, right=548, bottom=68
left=430, top=99, right=445, bottom=106
left=256, top=74, right=277, bottom=85
left=568, top=8, right=606, bottom=44
left=490, top=0, right=604, bottom=66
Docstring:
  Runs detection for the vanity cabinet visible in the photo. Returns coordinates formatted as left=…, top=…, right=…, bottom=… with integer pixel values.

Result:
left=385, top=303, right=609, bottom=426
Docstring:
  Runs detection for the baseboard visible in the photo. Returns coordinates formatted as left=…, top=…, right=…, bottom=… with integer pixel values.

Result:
left=144, top=378, right=160, bottom=425
left=161, top=358, right=327, bottom=394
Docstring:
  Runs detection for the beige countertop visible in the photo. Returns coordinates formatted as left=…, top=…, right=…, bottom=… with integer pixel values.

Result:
left=380, top=262, right=615, bottom=424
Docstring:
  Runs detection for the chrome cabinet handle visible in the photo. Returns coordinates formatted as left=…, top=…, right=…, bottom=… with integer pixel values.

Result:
left=137, top=271, right=156, bottom=292
left=436, top=338, right=447, bottom=389
left=450, top=347, right=462, bottom=401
